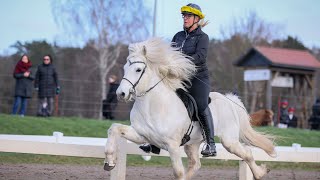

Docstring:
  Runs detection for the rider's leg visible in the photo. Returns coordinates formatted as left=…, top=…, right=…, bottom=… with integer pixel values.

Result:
left=198, top=107, right=216, bottom=157
left=189, top=76, right=216, bottom=157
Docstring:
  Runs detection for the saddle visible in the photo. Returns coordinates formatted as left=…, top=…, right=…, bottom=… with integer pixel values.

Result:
left=176, top=89, right=211, bottom=121
left=176, top=89, right=213, bottom=146
left=176, top=89, right=199, bottom=122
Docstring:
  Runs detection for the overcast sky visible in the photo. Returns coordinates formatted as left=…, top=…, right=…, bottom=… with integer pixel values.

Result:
left=0, top=0, right=319, bottom=55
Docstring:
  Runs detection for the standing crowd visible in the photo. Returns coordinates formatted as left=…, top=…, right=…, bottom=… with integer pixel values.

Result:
left=278, top=100, right=298, bottom=128
left=12, top=54, right=60, bottom=117
left=278, top=99, right=320, bottom=130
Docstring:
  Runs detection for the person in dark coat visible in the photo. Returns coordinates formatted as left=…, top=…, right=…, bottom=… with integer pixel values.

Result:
left=12, top=55, right=34, bottom=117
left=309, top=98, right=320, bottom=130
left=287, top=107, right=298, bottom=128
left=140, top=3, right=217, bottom=157
left=103, top=75, right=119, bottom=120
left=279, top=100, right=290, bottom=125
left=35, top=54, right=60, bottom=117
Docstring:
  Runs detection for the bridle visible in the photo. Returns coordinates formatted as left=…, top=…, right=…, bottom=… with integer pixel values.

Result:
left=122, top=59, right=165, bottom=97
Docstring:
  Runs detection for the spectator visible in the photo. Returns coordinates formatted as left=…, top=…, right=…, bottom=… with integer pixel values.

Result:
left=287, top=107, right=298, bottom=128
left=279, top=100, right=289, bottom=126
left=12, top=55, right=34, bottom=117
left=309, top=98, right=320, bottom=130
left=103, top=75, right=119, bottom=120
left=35, top=54, right=60, bottom=117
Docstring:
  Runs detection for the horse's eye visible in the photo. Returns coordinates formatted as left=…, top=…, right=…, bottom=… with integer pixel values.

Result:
left=136, top=68, right=142, bottom=73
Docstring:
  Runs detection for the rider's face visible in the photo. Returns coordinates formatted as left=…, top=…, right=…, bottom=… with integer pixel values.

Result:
left=182, top=13, right=195, bottom=28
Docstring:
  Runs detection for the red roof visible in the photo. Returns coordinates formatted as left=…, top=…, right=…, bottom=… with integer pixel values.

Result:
left=254, top=46, right=320, bottom=68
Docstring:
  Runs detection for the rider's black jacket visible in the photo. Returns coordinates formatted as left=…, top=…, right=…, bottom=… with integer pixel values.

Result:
left=172, top=27, right=210, bottom=112
left=172, top=27, right=209, bottom=78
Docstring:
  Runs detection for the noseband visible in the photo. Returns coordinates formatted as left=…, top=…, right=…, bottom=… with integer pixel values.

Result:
left=122, top=60, right=165, bottom=97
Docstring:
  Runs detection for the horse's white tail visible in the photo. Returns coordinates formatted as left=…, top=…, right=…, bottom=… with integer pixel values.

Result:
left=223, top=94, right=276, bottom=157
left=238, top=106, right=276, bottom=157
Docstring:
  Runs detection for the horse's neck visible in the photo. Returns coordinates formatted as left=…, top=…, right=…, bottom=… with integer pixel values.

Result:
left=133, top=76, right=185, bottom=122
left=131, top=78, right=191, bottom=142
left=135, top=79, right=176, bottom=107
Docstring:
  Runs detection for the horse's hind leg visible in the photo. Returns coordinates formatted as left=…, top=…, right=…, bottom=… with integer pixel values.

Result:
left=104, top=123, right=146, bottom=170
left=184, top=142, right=201, bottom=180
left=221, top=137, right=268, bottom=179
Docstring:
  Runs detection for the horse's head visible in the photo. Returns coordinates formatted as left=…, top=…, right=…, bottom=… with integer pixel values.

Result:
left=116, top=45, right=149, bottom=101
left=117, top=38, right=196, bottom=102
left=265, top=109, right=274, bottom=125
left=250, top=109, right=274, bottom=126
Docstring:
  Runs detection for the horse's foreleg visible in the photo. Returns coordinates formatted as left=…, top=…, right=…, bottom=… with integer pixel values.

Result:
left=221, top=137, right=268, bottom=179
left=104, top=123, right=146, bottom=171
left=168, top=145, right=185, bottom=180
left=184, top=142, right=201, bottom=180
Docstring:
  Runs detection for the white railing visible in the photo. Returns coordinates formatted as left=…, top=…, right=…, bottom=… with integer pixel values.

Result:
left=0, top=133, right=319, bottom=180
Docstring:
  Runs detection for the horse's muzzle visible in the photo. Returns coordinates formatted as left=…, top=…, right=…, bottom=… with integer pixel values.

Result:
left=117, top=91, right=134, bottom=102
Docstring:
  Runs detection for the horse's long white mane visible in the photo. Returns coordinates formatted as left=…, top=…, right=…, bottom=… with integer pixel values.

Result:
left=128, top=38, right=196, bottom=91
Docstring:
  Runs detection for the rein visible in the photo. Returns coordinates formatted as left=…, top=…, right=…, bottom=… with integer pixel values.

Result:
left=122, top=60, right=165, bottom=97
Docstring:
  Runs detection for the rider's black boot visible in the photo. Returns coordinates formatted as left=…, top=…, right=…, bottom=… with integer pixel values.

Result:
left=139, top=144, right=161, bottom=154
left=199, top=107, right=217, bottom=157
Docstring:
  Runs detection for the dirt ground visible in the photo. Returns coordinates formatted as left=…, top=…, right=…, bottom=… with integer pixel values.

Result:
left=0, top=163, right=319, bottom=180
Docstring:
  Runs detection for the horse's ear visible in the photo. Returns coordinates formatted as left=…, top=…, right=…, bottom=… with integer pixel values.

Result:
left=143, top=45, right=147, bottom=56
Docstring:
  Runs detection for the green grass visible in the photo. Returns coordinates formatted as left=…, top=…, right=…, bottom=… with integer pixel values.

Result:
left=0, top=113, right=319, bottom=170
left=0, top=114, right=128, bottom=137
left=255, top=127, right=320, bottom=147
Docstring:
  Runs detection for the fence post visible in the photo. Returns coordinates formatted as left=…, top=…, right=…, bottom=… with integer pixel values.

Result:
left=110, top=138, right=127, bottom=180
left=239, top=160, right=253, bottom=180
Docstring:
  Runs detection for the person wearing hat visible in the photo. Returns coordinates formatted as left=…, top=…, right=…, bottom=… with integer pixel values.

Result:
left=279, top=100, right=290, bottom=126
left=287, top=107, right=297, bottom=128
left=140, top=3, right=217, bottom=157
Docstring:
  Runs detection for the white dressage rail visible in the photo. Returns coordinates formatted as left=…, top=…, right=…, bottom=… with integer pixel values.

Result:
left=0, top=134, right=319, bottom=180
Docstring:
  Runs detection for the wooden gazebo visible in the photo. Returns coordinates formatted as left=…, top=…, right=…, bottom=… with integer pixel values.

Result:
left=234, top=46, right=320, bottom=128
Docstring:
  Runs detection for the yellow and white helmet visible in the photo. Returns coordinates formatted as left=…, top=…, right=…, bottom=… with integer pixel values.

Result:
left=181, top=3, right=205, bottom=19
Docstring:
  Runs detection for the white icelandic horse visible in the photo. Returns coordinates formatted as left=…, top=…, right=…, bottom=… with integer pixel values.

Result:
left=104, top=38, right=276, bottom=180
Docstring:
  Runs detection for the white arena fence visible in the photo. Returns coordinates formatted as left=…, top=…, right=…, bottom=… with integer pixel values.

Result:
left=0, top=133, right=319, bottom=180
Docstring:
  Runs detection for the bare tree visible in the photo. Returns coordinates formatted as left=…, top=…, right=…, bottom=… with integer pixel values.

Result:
left=220, top=11, right=282, bottom=45
left=215, top=11, right=283, bottom=111
left=51, top=0, right=151, bottom=118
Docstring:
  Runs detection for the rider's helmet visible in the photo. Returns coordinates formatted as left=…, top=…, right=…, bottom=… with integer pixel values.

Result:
left=181, top=3, right=205, bottom=19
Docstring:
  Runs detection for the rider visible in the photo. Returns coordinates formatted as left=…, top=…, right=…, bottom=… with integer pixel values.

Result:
left=140, top=3, right=217, bottom=157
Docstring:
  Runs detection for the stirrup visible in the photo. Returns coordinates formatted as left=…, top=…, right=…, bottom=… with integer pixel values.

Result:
left=201, top=143, right=217, bottom=157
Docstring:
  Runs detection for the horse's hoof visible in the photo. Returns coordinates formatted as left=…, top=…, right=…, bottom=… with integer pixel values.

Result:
left=267, top=168, right=271, bottom=173
left=104, top=162, right=115, bottom=171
